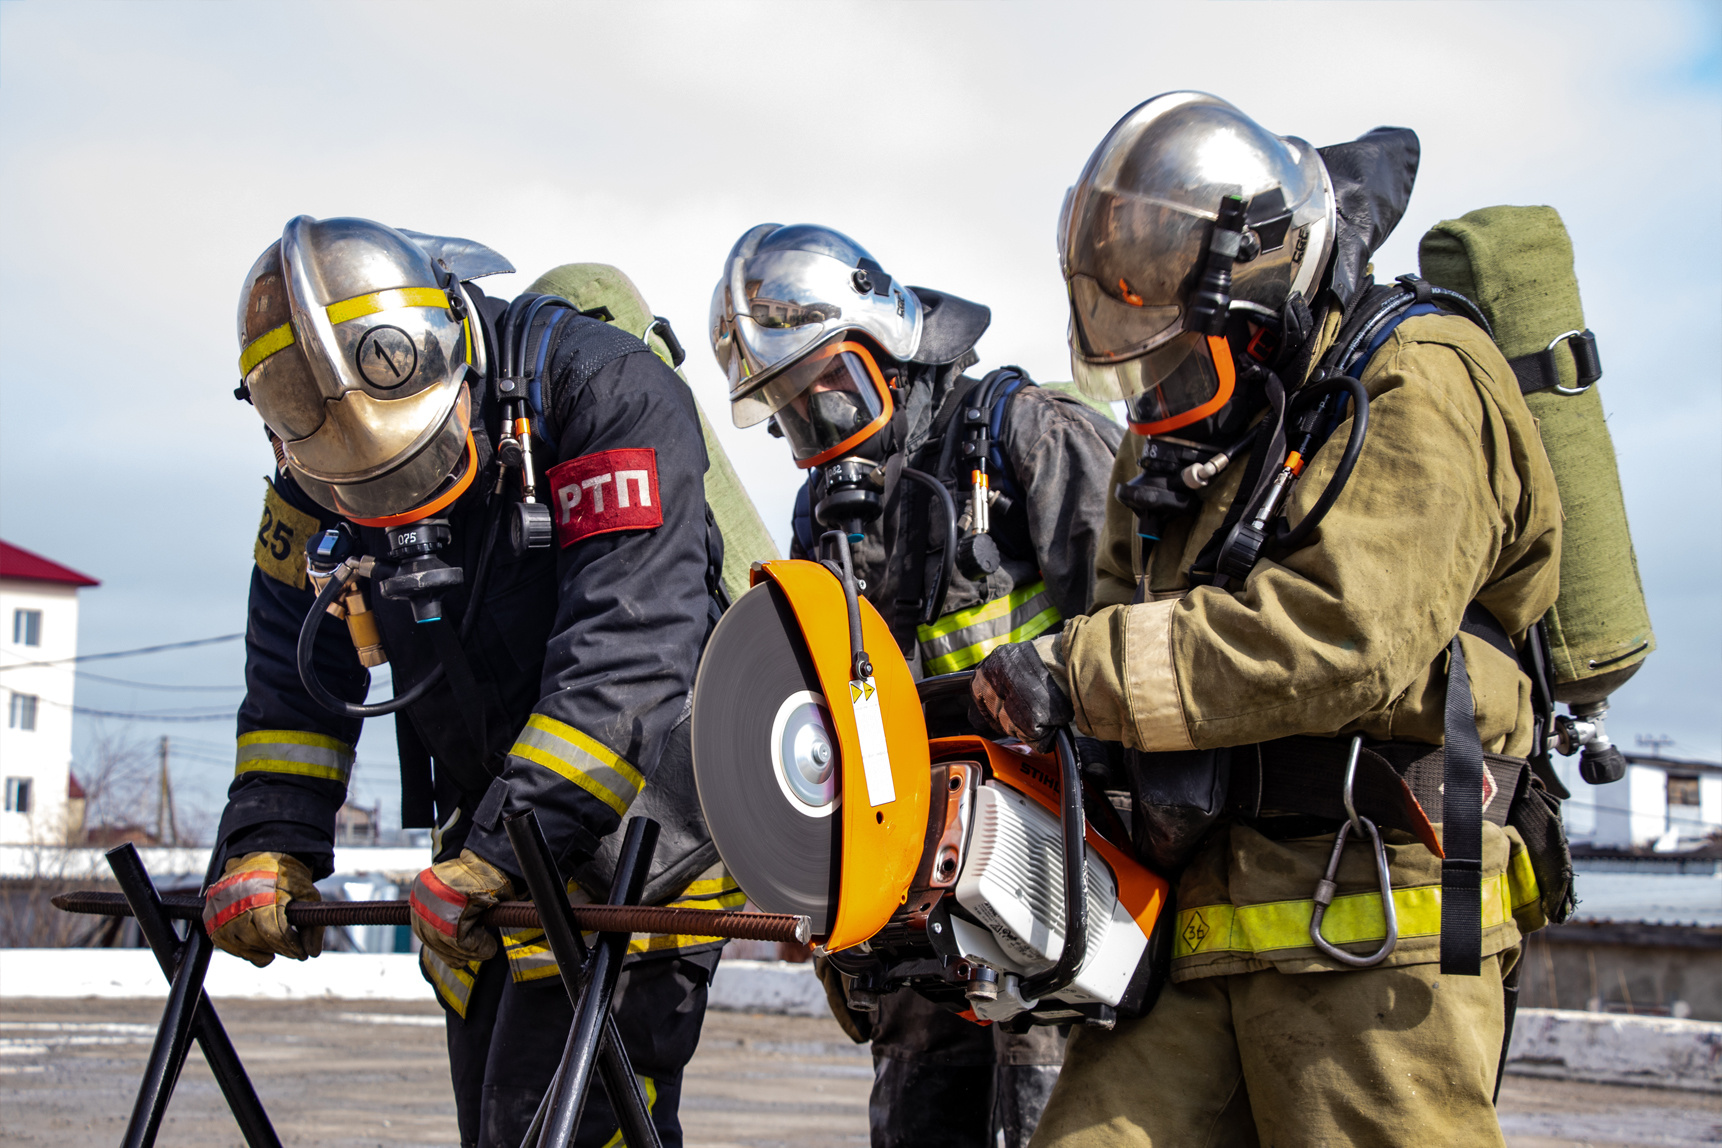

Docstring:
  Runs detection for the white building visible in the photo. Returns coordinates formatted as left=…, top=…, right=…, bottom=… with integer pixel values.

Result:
left=1555, top=751, right=1722, bottom=851
left=0, top=540, right=98, bottom=845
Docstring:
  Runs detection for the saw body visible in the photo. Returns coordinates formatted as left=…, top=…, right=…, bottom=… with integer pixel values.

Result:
left=692, top=558, right=1172, bottom=1027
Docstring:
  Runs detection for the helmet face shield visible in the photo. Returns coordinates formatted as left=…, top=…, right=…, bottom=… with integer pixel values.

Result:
left=711, top=223, right=922, bottom=406
left=734, top=338, right=893, bottom=467
left=236, top=217, right=505, bottom=520
left=1059, top=92, right=1337, bottom=404
left=1068, top=274, right=1182, bottom=366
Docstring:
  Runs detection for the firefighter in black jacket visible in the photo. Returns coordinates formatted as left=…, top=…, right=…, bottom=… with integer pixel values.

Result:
left=710, top=223, right=1123, bottom=1148
left=205, top=216, right=732, bottom=1148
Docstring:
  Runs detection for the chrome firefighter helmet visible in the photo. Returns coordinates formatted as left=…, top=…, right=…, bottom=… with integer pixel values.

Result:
left=711, top=224, right=923, bottom=468
left=236, top=216, right=513, bottom=523
left=1060, top=92, right=1336, bottom=434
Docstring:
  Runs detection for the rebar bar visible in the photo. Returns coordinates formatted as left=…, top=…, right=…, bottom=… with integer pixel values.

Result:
left=52, top=890, right=810, bottom=944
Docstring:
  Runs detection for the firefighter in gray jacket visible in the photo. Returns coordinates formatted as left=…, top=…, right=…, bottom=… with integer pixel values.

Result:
left=710, top=223, right=1123, bottom=1148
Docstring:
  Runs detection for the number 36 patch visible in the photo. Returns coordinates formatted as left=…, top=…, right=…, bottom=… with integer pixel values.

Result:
left=255, top=479, right=320, bottom=589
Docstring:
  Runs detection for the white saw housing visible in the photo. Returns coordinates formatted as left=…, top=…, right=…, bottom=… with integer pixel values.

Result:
left=951, top=782, right=1148, bottom=1014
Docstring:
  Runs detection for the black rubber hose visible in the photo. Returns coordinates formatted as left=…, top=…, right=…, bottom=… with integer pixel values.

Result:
left=1276, top=374, right=1370, bottom=553
left=1018, top=729, right=1089, bottom=1002
left=821, top=529, right=869, bottom=679
left=901, top=467, right=958, bottom=625
left=296, top=565, right=446, bottom=718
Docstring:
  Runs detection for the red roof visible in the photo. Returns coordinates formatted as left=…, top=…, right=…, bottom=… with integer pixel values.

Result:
left=0, top=540, right=99, bottom=587
left=68, top=775, right=86, bottom=799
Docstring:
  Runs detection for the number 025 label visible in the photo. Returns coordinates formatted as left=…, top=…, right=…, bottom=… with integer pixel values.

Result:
left=254, top=479, right=320, bottom=590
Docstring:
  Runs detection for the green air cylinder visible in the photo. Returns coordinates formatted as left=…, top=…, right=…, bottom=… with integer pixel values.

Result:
left=1419, top=206, right=1653, bottom=703
left=529, top=263, right=781, bottom=603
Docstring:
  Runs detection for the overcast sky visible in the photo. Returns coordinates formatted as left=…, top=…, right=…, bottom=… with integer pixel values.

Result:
left=1, top=0, right=1717, bottom=832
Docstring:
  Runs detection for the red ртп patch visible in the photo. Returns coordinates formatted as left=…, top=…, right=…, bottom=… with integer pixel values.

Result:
left=546, top=448, right=663, bottom=547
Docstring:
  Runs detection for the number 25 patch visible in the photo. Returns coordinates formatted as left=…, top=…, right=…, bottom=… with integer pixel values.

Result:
left=546, top=448, right=663, bottom=547
left=255, top=479, right=319, bottom=589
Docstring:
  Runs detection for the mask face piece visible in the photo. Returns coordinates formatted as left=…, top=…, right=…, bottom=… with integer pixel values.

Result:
left=733, top=338, right=894, bottom=468
left=1093, top=331, right=1238, bottom=437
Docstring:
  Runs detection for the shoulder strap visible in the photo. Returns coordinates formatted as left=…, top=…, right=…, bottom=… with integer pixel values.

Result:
left=1439, top=632, right=1485, bottom=977
left=984, top=368, right=1033, bottom=501
left=791, top=476, right=817, bottom=557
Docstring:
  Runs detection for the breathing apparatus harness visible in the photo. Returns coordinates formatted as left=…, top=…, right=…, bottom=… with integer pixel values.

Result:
left=294, top=291, right=598, bottom=725
left=1120, top=195, right=1493, bottom=593
left=1116, top=206, right=1573, bottom=982
left=793, top=360, right=1035, bottom=641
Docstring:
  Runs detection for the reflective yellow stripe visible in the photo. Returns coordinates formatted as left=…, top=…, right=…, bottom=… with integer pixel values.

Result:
left=918, top=580, right=1061, bottom=676
left=508, top=874, right=744, bottom=975
left=419, top=949, right=478, bottom=1018
left=235, top=729, right=354, bottom=784
left=1174, top=872, right=1517, bottom=960
left=238, top=322, right=295, bottom=376
left=510, top=715, right=644, bottom=816
left=1507, top=845, right=1541, bottom=912
left=598, top=1077, right=657, bottom=1148
left=324, top=286, right=450, bottom=326
left=501, top=928, right=562, bottom=983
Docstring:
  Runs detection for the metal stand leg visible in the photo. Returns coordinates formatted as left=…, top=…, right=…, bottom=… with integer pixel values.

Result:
left=504, top=813, right=662, bottom=1148
left=107, top=845, right=281, bottom=1148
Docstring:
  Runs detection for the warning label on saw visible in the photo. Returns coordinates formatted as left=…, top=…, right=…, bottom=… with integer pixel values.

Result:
left=849, top=678, right=895, bottom=807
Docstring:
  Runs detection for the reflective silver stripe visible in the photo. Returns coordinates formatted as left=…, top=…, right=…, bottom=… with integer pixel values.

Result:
left=917, top=580, right=1062, bottom=675
left=419, top=948, right=477, bottom=1017
left=509, top=715, right=644, bottom=816
left=235, top=730, right=354, bottom=784
left=501, top=928, right=561, bottom=983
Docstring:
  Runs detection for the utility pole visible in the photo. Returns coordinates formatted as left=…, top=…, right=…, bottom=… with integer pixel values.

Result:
left=157, top=735, right=180, bottom=847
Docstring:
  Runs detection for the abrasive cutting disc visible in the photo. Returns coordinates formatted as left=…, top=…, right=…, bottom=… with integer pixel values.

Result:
left=692, top=581, right=841, bottom=935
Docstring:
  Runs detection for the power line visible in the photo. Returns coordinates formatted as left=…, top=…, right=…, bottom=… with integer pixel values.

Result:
left=70, top=706, right=234, bottom=723
left=0, top=632, right=243, bottom=671
left=75, top=670, right=244, bottom=692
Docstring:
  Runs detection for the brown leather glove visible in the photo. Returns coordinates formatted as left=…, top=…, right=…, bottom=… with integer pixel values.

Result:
left=202, top=851, right=323, bottom=968
left=408, top=849, right=515, bottom=966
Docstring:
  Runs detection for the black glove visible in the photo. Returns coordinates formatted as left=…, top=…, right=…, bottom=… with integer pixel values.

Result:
left=968, top=641, right=1073, bottom=753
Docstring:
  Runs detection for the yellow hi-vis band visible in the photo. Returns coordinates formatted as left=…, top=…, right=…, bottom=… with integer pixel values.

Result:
left=917, top=579, right=1061, bottom=676
left=598, top=1077, right=658, bottom=1148
left=501, top=871, right=744, bottom=982
left=238, top=322, right=295, bottom=376
left=419, top=948, right=479, bottom=1017
left=235, top=730, right=355, bottom=785
left=1174, top=855, right=1542, bottom=961
left=509, top=714, right=644, bottom=816
left=324, top=286, right=450, bottom=326
left=236, top=287, right=450, bottom=376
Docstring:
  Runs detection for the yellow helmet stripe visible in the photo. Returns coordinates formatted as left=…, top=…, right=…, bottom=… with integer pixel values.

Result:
left=238, top=322, right=295, bottom=377
left=325, top=286, right=450, bottom=326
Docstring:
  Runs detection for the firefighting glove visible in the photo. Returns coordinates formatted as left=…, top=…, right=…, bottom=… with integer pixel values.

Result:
left=969, top=637, right=1074, bottom=753
left=408, top=849, right=515, bottom=966
left=202, top=851, right=324, bottom=968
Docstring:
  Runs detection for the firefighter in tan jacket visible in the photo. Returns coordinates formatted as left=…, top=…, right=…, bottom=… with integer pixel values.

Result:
left=969, top=93, right=1562, bottom=1147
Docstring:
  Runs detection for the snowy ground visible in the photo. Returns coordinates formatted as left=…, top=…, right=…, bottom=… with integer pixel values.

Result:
left=2, top=997, right=1718, bottom=1148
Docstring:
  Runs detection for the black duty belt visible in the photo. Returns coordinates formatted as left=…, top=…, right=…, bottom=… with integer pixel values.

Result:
left=1230, top=736, right=1526, bottom=856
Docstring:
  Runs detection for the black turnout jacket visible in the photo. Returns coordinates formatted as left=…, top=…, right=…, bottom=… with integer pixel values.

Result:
left=218, top=289, right=721, bottom=891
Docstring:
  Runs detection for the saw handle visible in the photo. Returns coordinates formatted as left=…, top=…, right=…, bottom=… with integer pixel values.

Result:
left=819, top=529, right=871, bottom=680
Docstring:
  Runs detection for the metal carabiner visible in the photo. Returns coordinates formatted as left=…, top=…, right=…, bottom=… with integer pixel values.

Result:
left=1308, top=736, right=1399, bottom=967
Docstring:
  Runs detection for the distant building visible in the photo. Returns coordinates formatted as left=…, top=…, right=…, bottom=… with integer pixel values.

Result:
left=335, top=800, right=381, bottom=846
left=1554, top=751, right=1722, bottom=851
left=0, top=540, right=98, bottom=845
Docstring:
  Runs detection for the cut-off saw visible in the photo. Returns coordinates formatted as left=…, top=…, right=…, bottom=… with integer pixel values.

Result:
left=692, top=539, right=1173, bottom=1029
